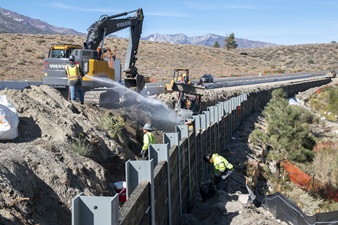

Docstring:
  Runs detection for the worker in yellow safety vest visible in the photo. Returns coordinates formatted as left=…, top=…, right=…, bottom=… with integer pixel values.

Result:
left=65, top=55, right=84, bottom=104
left=203, top=153, right=234, bottom=191
left=140, top=123, right=155, bottom=160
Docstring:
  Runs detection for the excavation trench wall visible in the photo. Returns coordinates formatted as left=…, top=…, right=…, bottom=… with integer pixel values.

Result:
left=72, top=78, right=333, bottom=225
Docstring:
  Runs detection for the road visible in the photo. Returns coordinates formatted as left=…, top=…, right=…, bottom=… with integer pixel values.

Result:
left=0, top=71, right=329, bottom=96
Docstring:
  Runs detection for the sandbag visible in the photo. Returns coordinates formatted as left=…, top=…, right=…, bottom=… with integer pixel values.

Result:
left=0, top=95, right=19, bottom=140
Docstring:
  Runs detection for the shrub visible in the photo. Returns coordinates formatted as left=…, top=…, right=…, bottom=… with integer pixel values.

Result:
left=36, top=39, right=46, bottom=44
left=36, top=55, right=45, bottom=60
left=310, top=86, right=338, bottom=121
left=99, top=113, right=124, bottom=139
left=253, top=89, right=316, bottom=163
left=69, top=137, right=93, bottom=157
left=308, top=59, right=315, bottom=64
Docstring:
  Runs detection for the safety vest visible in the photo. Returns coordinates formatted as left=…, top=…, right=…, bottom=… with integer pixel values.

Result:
left=142, top=132, right=155, bottom=151
left=66, top=64, right=80, bottom=81
left=212, top=153, right=233, bottom=174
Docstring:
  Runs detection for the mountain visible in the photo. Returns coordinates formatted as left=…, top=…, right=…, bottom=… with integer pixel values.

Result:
left=0, top=7, right=276, bottom=48
left=141, top=33, right=278, bottom=48
left=0, top=7, right=84, bottom=35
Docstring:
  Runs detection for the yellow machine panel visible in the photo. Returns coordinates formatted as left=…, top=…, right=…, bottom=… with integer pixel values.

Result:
left=83, top=59, right=115, bottom=81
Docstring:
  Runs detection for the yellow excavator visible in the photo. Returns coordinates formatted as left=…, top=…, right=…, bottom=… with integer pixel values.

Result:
left=43, top=8, right=146, bottom=106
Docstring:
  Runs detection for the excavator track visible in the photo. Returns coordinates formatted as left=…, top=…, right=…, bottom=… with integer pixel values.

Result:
left=84, top=88, right=120, bottom=108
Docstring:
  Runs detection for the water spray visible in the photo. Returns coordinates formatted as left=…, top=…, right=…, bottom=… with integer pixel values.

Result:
left=84, top=76, right=181, bottom=124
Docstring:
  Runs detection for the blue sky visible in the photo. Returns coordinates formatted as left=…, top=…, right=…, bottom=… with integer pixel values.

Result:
left=1, top=0, right=338, bottom=45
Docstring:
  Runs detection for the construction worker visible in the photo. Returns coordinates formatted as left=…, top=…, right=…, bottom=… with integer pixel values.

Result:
left=180, top=73, right=191, bottom=84
left=65, top=55, right=84, bottom=104
left=203, top=153, right=234, bottom=191
left=140, top=123, right=155, bottom=160
left=102, top=47, right=114, bottom=68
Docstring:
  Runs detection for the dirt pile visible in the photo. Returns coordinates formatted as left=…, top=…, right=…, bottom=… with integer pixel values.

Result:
left=0, top=84, right=178, bottom=224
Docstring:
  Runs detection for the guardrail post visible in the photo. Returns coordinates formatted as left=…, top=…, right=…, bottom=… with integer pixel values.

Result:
left=72, top=193, right=119, bottom=225
left=125, top=160, right=155, bottom=225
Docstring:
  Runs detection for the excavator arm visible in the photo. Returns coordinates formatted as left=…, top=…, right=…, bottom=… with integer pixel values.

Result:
left=84, top=8, right=144, bottom=90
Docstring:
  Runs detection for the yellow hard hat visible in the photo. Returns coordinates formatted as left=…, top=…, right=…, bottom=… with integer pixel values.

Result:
left=182, top=73, right=186, bottom=77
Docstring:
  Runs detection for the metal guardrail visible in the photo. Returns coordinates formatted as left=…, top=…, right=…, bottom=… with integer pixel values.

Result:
left=0, top=81, right=43, bottom=90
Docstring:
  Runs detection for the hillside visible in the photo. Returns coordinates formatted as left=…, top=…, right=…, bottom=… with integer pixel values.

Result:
left=0, top=33, right=337, bottom=82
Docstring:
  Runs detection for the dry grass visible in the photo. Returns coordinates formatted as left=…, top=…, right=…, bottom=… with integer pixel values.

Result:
left=1, top=33, right=338, bottom=81
left=312, top=141, right=338, bottom=188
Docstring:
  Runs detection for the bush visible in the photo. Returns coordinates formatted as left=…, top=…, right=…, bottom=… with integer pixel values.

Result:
left=69, top=137, right=93, bottom=157
left=310, top=86, right=338, bottom=121
left=253, top=89, right=316, bottom=163
left=99, top=113, right=124, bottom=139
left=36, top=39, right=46, bottom=44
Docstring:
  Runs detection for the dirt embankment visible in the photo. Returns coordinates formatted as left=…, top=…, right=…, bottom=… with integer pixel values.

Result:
left=0, top=84, right=178, bottom=224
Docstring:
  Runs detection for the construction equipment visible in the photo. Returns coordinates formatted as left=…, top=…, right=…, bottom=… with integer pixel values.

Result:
left=325, top=68, right=336, bottom=78
left=43, top=8, right=145, bottom=105
left=165, top=68, right=191, bottom=93
left=172, top=82, right=205, bottom=121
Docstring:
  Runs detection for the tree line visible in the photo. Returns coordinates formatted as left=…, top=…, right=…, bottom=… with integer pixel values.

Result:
left=213, top=33, right=238, bottom=50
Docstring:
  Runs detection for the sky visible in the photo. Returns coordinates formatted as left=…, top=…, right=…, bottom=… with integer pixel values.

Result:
left=1, top=0, right=338, bottom=45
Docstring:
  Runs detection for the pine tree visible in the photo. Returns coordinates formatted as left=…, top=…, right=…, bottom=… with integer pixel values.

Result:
left=213, top=41, right=220, bottom=48
left=225, top=33, right=238, bottom=50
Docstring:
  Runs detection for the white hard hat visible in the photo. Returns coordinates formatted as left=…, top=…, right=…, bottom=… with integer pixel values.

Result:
left=143, top=123, right=153, bottom=131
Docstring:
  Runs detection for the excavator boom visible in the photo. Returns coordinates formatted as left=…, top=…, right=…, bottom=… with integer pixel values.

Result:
left=84, top=9, right=144, bottom=82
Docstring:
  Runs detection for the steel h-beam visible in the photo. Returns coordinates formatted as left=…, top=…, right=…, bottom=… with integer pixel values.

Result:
left=125, top=160, right=155, bottom=225
left=149, top=143, right=171, bottom=225
left=72, top=193, right=119, bottom=225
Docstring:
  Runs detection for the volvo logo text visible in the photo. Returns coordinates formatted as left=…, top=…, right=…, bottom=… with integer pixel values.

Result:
left=49, top=64, right=66, bottom=69
left=117, top=21, right=131, bottom=28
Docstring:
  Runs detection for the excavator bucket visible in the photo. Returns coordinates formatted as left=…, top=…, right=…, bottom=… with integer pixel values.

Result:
left=172, top=82, right=205, bottom=95
left=124, top=74, right=145, bottom=92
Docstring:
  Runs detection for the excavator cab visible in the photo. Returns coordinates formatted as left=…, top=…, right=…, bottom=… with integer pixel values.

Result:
left=47, top=44, right=82, bottom=58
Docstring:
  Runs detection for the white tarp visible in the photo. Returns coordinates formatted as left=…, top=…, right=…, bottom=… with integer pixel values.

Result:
left=0, top=95, right=19, bottom=140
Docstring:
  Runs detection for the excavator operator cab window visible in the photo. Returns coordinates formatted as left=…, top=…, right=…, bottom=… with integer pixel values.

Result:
left=50, top=49, right=66, bottom=58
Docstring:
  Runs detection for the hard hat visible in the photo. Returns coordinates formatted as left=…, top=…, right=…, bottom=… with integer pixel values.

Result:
left=182, top=73, right=187, bottom=77
left=69, top=55, right=75, bottom=61
left=143, top=123, right=153, bottom=131
left=203, top=153, right=211, bottom=163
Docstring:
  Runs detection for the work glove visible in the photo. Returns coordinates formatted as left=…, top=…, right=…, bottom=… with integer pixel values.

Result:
left=213, top=174, right=220, bottom=180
